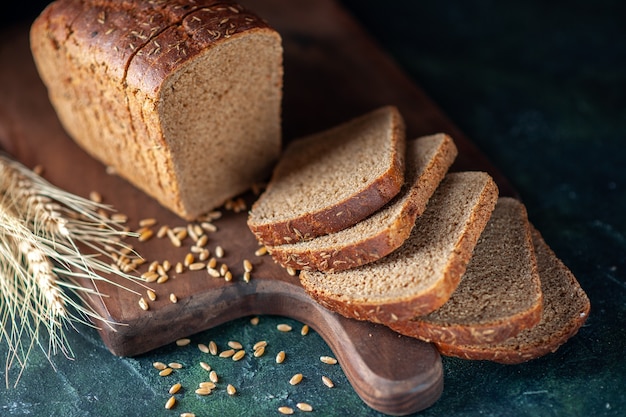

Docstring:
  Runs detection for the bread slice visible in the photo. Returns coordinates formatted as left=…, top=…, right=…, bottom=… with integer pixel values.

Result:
left=266, top=133, right=457, bottom=272
left=247, top=106, right=406, bottom=246
left=435, top=226, right=590, bottom=363
left=31, top=0, right=283, bottom=220
left=386, top=197, right=543, bottom=345
left=300, top=171, right=499, bottom=323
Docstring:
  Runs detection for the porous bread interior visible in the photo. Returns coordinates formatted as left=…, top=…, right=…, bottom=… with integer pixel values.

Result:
left=250, top=106, right=399, bottom=223
left=419, top=197, right=541, bottom=325
left=301, top=172, right=495, bottom=304
left=462, top=227, right=590, bottom=351
left=160, top=31, right=282, bottom=217
left=273, top=134, right=449, bottom=249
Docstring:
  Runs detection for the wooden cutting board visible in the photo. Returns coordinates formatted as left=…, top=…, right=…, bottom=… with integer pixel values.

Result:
left=0, top=0, right=515, bottom=415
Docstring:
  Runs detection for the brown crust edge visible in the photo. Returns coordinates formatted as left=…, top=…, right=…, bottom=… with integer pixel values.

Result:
left=304, top=172, right=500, bottom=324
left=248, top=106, right=406, bottom=246
left=266, top=134, right=458, bottom=272
left=434, top=226, right=591, bottom=364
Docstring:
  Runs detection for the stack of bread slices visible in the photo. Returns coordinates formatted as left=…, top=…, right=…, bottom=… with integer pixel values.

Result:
left=247, top=105, right=590, bottom=364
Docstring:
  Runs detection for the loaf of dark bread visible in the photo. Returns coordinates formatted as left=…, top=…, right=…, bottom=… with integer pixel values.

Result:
left=30, top=0, right=283, bottom=220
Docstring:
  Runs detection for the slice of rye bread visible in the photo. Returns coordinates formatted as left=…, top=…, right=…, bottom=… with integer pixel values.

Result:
left=435, top=226, right=591, bottom=364
left=247, top=105, right=406, bottom=246
left=386, top=197, right=543, bottom=345
left=300, top=171, right=499, bottom=323
left=266, top=133, right=458, bottom=272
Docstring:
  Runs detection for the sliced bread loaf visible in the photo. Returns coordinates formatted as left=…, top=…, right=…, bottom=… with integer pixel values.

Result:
left=31, top=0, right=283, bottom=220
left=386, top=197, right=543, bottom=345
left=247, top=106, right=406, bottom=246
left=266, top=133, right=458, bottom=272
left=300, top=171, right=499, bottom=323
left=435, top=226, right=591, bottom=363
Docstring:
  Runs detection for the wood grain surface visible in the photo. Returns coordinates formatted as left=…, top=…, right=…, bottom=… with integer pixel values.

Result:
left=0, top=0, right=515, bottom=414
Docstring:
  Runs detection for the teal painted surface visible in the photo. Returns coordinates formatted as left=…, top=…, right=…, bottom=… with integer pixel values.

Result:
left=1, top=1, right=625, bottom=415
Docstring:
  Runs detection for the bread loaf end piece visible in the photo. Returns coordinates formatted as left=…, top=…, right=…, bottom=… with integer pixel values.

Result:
left=300, top=171, right=499, bottom=323
left=30, top=0, right=283, bottom=220
left=436, top=225, right=590, bottom=363
left=387, top=197, right=543, bottom=345
left=266, top=133, right=458, bottom=272
left=247, top=105, right=406, bottom=246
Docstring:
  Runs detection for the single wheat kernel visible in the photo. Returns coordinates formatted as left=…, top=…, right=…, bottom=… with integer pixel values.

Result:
left=289, top=373, right=303, bottom=385
left=153, top=361, right=167, bottom=370
left=276, top=351, right=286, bottom=364
left=201, top=222, right=217, bottom=232
left=226, top=384, right=237, bottom=395
left=139, top=297, right=149, bottom=311
left=215, top=245, right=224, bottom=258
left=277, top=324, right=292, bottom=332
left=170, top=293, right=178, bottom=303
left=208, top=267, right=220, bottom=278
left=199, top=381, right=216, bottom=389
left=243, top=271, right=251, bottom=283
left=209, top=370, right=218, bottom=383
left=89, top=191, right=102, bottom=203
left=193, top=224, right=204, bottom=237
left=139, top=218, right=157, bottom=227
left=228, top=341, right=243, bottom=350
left=208, top=341, right=218, bottom=355
left=301, top=324, right=309, bottom=336
left=278, top=406, right=294, bottom=415
left=180, top=413, right=196, bottom=417
left=243, top=259, right=253, bottom=272
left=138, top=229, right=154, bottom=242
left=159, top=368, right=173, bottom=377
left=199, top=362, right=211, bottom=371
left=169, top=362, right=183, bottom=369
left=286, top=266, right=296, bottom=276
left=250, top=317, right=260, bottom=325
left=175, top=229, right=188, bottom=241
left=198, top=343, right=209, bottom=353
left=219, top=349, right=235, bottom=358
left=188, top=262, right=206, bottom=271
left=320, top=356, right=337, bottom=365
left=147, top=289, right=157, bottom=301
left=232, top=350, right=245, bottom=361
left=169, top=383, right=182, bottom=394
left=253, top=346, right=265, bottom=358
left=322, top=375, right=334, bottom=388
left=149, top=260, right=159, bottom=272
left=296, top=403, right=313, bottom=412
left=167, top=229, right=181, bottom=247
left=156, top=225, right=169, bottom=238
left=162, top=260, right=171, bottom=272
left=184, top=253, right=194, bottom=267
left=198, top=249, right=209, bottom=261
left=253, top=340, right=267, bottom=350
left=195, top=388, right=211, bottom=396
left=196, top=235, right=208, bottom=247
left=254, top=246, right=268, bottom=256
left=175, top=262, right=184, bottom=274
left=156, top=275, right=169, bottom=284
left=176, top=338, right=191, bottom=347
left=142, top=271, right=159, bottom=282
left=187, top=224, right=198, bottom=241
left=207, top=257, right=217, bottom=269
left=165, top=396, right=176, bottom=409
left=219, top=263, right=229, bottom=276
left=156, top=264, right=166, bottom=276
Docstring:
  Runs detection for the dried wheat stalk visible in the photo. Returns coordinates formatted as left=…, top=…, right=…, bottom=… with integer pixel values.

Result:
left=0, top=154, right=145, bottom=387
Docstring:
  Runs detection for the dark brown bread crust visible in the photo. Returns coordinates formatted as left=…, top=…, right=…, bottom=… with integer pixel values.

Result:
left=248, top=106, right=406, bottom=246
left=301, top=172, right=499, bottom=324
left=266, top=134, right=458, bottom=272
left=386, top=198, right=543, bottom=346
left=33, top=0, right=270, bottom=95
left=435, top=226, right=590, bottom=364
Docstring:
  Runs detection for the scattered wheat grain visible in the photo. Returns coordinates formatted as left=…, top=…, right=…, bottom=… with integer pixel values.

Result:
left=289, top=373, right=303, bottom=385
left=169, top=362, right=183, bottom=369
left=301, top=325, right=309, bottom=336
left=278, top=406, right=294, bottom=415
left=226, top=384, right=237, bottom=395
left=165, top=396, right=176, bottom=409
left=320, top=356, right=337, bottom=365
left=176, top=338, right=191, bottom=347
left=169, top=293, right=178, bottom=303
left=198, top=343, right=209, bottom=353
left=159, top=368, right=173, bottom=377
left=219, top=349, right=235, bottom=358
left=215, top=245, right=224, bottom=258
left=250, top=317, right=259, bottom=325
left=199, top=362, right=211, bottom=371
left=184, top=253, right=194, bottom=267
left=254, top=246, right=268, bottom=256
left=322, top=375, right=334, bottom=388
left=175, top=262, right=184, bottom=274
left=139, top=218, right=157, bottom=227
left=169, top=383, right=182, bottom=394
left=147, top=289, right=157, bottom=301
left=277, top=324, right=292, bottom=332
left=296, top=403, right=313, bottom=412
left=232, top=350, right=245, bottom=361
left=243, top=259, right=253, bottom=272
left=138, top=229, right=154, bottom=242
left=276, top=351, right=286, bottom=364
left=195, top=388, right=211, bottom=396
left=209, top=370, right=218, bottom=383
left=139, top=297, right=149, bottom=311
left=253, top=346, right=265, bottom=357
left=228, top=341, right=243, bottom=350
left=188, top=262, right=205, bottom=271
left=208, top=341, right=218, bottom=355
left=156, top=275, right=169, bottom=284
left=153, top=361, right=167, bottom=370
